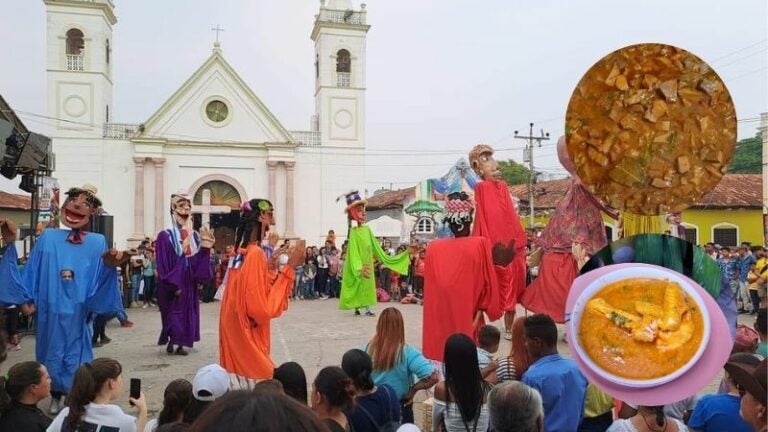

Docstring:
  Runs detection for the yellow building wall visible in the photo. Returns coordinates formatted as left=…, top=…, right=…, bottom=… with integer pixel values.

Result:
left=521, top=208, right=763, bottom=246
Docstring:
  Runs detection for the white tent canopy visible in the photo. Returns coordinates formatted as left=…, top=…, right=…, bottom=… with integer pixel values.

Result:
left=366, top=215, right=403, bottom=239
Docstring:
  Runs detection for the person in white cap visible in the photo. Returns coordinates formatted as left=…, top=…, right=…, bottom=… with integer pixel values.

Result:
left=183, top=363, right=230, bottom=423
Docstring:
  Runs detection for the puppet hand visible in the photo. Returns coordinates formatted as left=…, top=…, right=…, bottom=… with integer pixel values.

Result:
left=200, top=227, right=215, bottom=249
left=360, top=264, right=372, bottom=279
left=21, top=303, right=35, bottom=316
left=492, top=240, right=516, bottom=267
left=0, top=219, right=17, bottom=243
left=103, top=249, right=131, bottom=267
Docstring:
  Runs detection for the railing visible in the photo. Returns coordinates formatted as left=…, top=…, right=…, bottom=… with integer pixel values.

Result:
left=319, top=9, right=365, bottom=25
left=337, top=72, right=351, bottom=88
left=66, top=54, right=84, bottom=71
left=102, top=123, right=138, bottom=139
left=291, top=130, right=321, bottom=147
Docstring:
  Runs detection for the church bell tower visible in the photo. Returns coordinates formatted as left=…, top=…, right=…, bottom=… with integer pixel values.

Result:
left=44, top=0, right=116, bottom=137
left=311, top=0, right=370, bottom=148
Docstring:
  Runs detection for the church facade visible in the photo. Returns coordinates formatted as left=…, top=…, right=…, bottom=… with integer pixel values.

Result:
left=44, top=0, right=369, bottom=248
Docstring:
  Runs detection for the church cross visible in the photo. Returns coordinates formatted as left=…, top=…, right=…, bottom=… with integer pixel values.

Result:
left=193, top=189, right=231, bottom=229
left=211, top=25, right=225, bottom=44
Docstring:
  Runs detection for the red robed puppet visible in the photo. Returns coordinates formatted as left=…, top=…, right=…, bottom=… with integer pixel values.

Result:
left=422, top=192, right=504, bottom=362
left=469, top=144, right=527, bottom=334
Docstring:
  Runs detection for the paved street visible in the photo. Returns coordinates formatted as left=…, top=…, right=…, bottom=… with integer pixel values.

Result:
left=6, top=298, right=749, bottom=428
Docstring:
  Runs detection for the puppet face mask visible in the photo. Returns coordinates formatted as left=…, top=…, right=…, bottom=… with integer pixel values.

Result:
left=473, top=152, right=502, bottom=181
left=61, top=193, right=95, bottom=230
left=347, top=203, right=366, bottom=225
left=171, top=196, right=192, bottom=227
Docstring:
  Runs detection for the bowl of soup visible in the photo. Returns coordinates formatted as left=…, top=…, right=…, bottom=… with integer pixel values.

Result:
left=569, top=266, right=710, bottom=388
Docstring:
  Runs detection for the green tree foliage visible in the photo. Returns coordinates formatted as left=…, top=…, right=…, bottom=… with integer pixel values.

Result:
left=728, top=132, right=762, bottom=173
left=498, top=159, right=532, bottom=185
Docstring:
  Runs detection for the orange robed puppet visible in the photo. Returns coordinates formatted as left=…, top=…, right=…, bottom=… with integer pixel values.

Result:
left=219, top=198, right=297, bottom=386
left=422, top=191, right=505, bottom=362
left=469, top=144, right=527, bottom=337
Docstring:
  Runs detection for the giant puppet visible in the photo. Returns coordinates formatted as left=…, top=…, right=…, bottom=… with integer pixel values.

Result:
left=219, top=198, right=298, bottom=386
left=155, top=194, right=214, bottom=356
left=520, top=137, right=617, bottom=322
left=1, top=185, right=125, bottom=413
left=422, top=191, right=508, bottom=362
left=468, top=145, right=527, bottom=336
left=338, top=191, right=410, bottom=316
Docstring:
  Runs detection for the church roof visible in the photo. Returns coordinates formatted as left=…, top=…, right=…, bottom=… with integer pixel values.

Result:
left=139, top=47, right=295, bottom=145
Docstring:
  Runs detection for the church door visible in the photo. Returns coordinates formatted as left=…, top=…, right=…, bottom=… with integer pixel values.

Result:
left=192, top=180, right=242, bottom=252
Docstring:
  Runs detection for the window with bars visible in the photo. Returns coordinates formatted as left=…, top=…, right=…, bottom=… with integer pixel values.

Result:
left=684, top=227, right=698, bottom=245
left=713, top=226, right=738, bottom=247
left=415, top=217, right=434, bottom=234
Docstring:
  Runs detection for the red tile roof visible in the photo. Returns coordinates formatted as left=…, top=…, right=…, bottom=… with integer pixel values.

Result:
left=508, top=174, right=763, bottom=210
left=695, top=174, right=762, bottom=209
left=0, top=190, right=31, bottom=210
left=366, top=187, right=416, bottom=210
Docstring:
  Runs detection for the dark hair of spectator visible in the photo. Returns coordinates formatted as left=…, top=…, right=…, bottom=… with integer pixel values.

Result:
left=156, top=422, right=191, bottom=432
left=478, top=325, right=500, bottom=349
left=65, top=358, right=122, bottom=432
left=756, top=309, right=767, bottom=334
left=444, top=333, right=486, bottom=424
left=274, top=362, right=308, bottom=405
left=341, top=349, right=375, bottom=392
left=313, top=366, right=355, bottom=412
left=188, top=389, right=329, bottom=432
left=158, top=379, right=193, bottom=426
left=523, top=314, right=558, bottom=347
left=0, top=361, right=45, bottom=414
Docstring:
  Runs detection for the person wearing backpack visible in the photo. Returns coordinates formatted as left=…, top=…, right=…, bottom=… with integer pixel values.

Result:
left=341, top=349, right=400, bottom=432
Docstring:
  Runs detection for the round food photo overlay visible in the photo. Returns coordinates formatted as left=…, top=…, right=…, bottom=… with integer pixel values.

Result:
left=565, top=43, right=737, bottom=215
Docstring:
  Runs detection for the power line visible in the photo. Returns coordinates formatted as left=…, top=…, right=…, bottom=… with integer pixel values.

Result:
left=710, top=39, right=768, bottom=63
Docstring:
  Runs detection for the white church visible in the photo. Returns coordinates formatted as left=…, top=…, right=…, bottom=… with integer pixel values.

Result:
left=45, top=0, right=369, bottom=248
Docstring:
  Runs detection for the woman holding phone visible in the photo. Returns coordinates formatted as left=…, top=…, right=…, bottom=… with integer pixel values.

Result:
left=47, top=358, right=147, bottom=432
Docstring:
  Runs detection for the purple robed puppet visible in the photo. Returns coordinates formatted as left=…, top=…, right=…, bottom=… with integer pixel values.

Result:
left=156, top=194, right=215, bottom=355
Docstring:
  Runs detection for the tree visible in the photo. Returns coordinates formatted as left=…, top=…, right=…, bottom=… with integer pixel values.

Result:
left=498, top=159, right=533, bottom=185
left=728, top=132, right=762, bottom=173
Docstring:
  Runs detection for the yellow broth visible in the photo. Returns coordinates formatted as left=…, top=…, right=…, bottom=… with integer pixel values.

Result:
left=578, top=278, right=704, bottom=380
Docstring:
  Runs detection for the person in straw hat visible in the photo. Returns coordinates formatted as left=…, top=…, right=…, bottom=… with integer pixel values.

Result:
left=1, top=184, right=127, bottom=414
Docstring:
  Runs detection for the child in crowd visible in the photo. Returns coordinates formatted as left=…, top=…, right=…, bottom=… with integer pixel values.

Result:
left=477, top=325, right=500, bottom=380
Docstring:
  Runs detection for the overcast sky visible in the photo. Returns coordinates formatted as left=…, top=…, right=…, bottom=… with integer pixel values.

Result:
left=0, top=0, right=766, bottom=195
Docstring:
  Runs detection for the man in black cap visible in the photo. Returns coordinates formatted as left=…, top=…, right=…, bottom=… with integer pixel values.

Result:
left=724, top=358, right=767, bottom=431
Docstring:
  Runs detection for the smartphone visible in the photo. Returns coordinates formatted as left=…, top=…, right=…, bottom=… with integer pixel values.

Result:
left=129, top=378, right=141, bottom=405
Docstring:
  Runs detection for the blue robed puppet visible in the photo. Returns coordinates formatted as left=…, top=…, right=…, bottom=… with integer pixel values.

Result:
left=0, top=184, right=125, bottom=411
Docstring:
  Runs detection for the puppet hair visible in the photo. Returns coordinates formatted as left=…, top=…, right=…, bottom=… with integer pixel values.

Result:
left=234, top=199, right=273, bottom=249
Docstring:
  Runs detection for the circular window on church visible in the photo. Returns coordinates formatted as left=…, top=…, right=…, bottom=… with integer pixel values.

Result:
left=205, top=100, right=229, bottom=123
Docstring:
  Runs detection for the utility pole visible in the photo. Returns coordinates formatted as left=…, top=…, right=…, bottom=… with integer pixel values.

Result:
left=514, top=123, right=549, bottom=228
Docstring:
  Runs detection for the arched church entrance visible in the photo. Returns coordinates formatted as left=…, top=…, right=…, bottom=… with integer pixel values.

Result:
left=191, top=179, right=242, bottom=252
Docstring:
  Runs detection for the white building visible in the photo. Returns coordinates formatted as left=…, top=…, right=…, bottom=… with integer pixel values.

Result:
left=44, top=0, right=369, bottom=248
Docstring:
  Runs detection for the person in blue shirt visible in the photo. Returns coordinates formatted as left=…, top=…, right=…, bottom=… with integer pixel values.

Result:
left=522, top=313, right=587, bottom=432
left=688, top=353, right=760, bottom=432
left=737, top=246, right=757, bottom=313
left=365, top=307, right=438, bottom=424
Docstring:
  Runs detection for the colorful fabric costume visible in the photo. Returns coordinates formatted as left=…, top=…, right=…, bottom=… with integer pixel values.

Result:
left=22, top=229, right=121, bottom=394
left=471, top=179, right=527, bottom=312
left=219, top=245, right=294, bottom=380
left=422, top=236, right=501, bottom=361
left=155, top=229, right=212, bottom=348
left=339, top=225, right=410, bottom=310
left=521, top=181, right=609, bottom=322
left=0, top=245, right=31, bottom=305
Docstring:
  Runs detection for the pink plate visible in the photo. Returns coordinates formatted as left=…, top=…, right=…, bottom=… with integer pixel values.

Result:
left=565, top=263, right=731, bottom=405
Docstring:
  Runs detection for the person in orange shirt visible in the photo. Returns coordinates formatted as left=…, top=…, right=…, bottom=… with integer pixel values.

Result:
left=218, top=198, right=296, bottom=388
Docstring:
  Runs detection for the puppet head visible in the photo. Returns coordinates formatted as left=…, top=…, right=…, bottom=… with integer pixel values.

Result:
left=61, top=184, right=102, bottom=230
left=665, top=211, right=682, bottom=225
left=443, top=191, right=474, bottom=237
left=235, top=198, right=274, bottom=249
left=170, top=194, right=192, bottom=228
left=339, top=191, right=367, bottom=226
left=556, top=135, right=579, bottom=179
left=469, top=144, right=502, bottom=181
